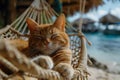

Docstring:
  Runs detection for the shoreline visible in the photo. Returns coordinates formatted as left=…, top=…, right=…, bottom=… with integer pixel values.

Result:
left=88, top=67, right=120, bottom=80
left=88, top=56, right=120, bottom=80
left=88, top=55, right=120, bottom=74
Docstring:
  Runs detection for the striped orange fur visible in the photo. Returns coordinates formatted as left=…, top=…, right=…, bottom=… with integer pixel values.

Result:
left=8, top=14, right=74, bottom=80
left=26, top=14, right=74, bottom=79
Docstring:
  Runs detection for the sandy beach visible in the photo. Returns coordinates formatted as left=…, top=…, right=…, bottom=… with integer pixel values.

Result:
left=88, top=67, right=120, bottom=80
left=88, top=56, right=120, bottom=80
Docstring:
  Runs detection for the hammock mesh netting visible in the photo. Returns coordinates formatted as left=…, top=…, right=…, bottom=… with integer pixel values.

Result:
left=0, top=0, right=90, bottom=80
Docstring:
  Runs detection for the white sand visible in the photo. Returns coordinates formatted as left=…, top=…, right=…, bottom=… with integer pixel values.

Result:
left=88, top=67, right=120, bottom=80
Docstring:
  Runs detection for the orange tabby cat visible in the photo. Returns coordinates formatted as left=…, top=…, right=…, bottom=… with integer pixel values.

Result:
left=9, top=14, right=74, bottom=79
left=26, top=14, right=74, bottom=79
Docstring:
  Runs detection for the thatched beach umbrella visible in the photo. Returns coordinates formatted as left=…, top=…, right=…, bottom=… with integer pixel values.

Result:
left=62, top=0, right=104, bottom=15
left=99, top=13, right=120, bottom=24
left=72, top=18, right=97, bottom=32
left=72, top=18, right=95, bottom=27
left=47, top=0, right=104, bottom=15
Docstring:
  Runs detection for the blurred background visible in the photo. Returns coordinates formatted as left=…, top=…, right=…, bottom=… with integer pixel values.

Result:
left=0, top=0, right=120, bottom=75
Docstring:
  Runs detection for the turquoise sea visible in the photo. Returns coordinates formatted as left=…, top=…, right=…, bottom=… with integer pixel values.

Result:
left=85, top=32, right=120, bottom=73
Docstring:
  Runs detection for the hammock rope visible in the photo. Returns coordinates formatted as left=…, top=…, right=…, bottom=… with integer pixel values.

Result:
left=79, top=0, right=86, bottom=32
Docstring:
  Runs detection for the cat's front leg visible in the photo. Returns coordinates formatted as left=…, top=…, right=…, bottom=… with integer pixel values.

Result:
left=31, top=55, right=54, bottom=69
left=54, top=63, right=74, bottom=80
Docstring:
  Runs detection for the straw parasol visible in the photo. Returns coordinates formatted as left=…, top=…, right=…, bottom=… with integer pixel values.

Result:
left=47, top=0, right=104, bottom=15
left=62, top=0, right=104, bottom=15
left=72, top=18, right=95, bottom=27
left=99, top=13, right=120, bottom=24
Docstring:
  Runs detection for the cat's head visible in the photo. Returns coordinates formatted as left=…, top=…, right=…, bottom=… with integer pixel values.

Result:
left=26, top=14, right=69, bottom=55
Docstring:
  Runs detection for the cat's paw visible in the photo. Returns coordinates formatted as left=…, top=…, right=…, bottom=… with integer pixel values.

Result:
left=54, top=63, right=74, bottom=80
left=31, top=55, right=54, bottom=69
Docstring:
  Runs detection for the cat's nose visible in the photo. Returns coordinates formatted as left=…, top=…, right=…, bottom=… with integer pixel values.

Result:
left=44, top=39, right=52, bottom=48
left=47, top=38, right=50, bottom=42
left=45, top=38, right=51, bottom=44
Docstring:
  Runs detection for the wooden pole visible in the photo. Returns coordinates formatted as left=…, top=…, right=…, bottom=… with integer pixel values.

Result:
left=79, top=0, right=86, bottom=32
left=8, top=0, right=16, bottom=24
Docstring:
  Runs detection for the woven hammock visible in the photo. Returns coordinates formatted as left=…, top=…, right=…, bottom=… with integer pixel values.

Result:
left=0, top=0, right=90, bottom=80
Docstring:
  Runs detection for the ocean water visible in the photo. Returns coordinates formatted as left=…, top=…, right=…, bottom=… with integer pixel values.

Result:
left=85, top=32, right=120, bottom=72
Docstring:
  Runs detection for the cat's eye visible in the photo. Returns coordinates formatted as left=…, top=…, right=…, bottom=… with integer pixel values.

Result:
left=37, top=37, right=42, bottom=40
left=51, top=34, right=58, bottom=39
left=34, top=36, right=42, bottom=40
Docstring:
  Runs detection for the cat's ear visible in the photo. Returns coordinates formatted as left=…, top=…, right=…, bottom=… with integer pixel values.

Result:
left=53, top=14, right=66, bottom=32
left=26, top=18, right=38, bottom=31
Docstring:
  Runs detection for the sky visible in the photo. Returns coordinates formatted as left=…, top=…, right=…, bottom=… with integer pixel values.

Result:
left=68, top=0, right=120, bottom=22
